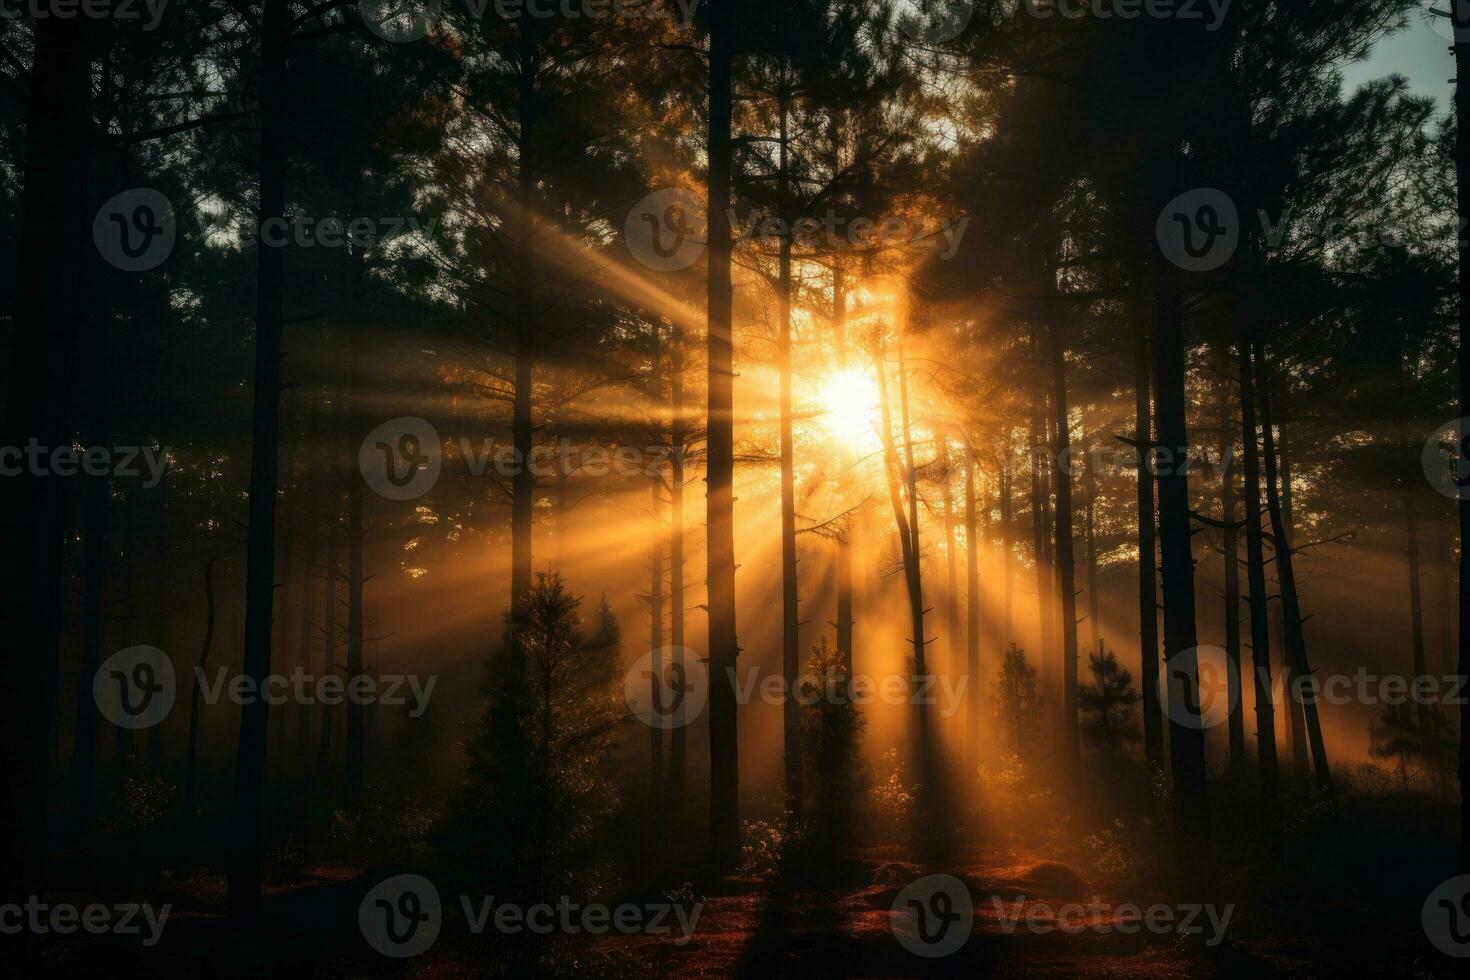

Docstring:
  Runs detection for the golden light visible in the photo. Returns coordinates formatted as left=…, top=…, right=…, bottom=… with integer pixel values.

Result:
left=817, top=369, right=883, bottom=449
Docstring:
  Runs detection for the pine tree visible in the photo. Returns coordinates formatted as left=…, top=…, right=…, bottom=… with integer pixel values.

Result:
left=1077, top=644, right=1142, bottom=761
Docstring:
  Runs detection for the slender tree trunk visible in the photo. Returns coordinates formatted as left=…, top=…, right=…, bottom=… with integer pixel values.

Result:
left=185, top=559, right=219, bottom=815
left=228, top=0, right=288, bottom=921
left=1276, top=397, right=1308, bottom=781
left=511, top=27, right=540, bottom=621
left=1239, top=340, right=1279, bottom=797
left=1405, top=482, right=1432, bottom=732
left=1457, top=2, right=1470, bottom=871
left=705, top=0, right=741, bottom=869
left=669, top=318, right=687, bottom=812
left=2, top=16, right=90, bottom=955
left=1133, top=268, right=1163, bottom=774
left=943, top=441, right=961, bottom=690
left=1220, top=382, right=1245, bottom=772
left=965, top=446, right=982, bottom=764
left=776, top=97, right=802, bottom=818
left=834, top=265, right=855, bottom=672
left=1084, top=455, right=1100, bottom=651
left=650, top=323, right=665, bottom=805
left=1255, top=346, right=1333, bottom=794
left=1154, top=258, right=1210, bottom=877
left=1049, top=317, right=1081, bottom=775
left=1001, top=455, right=1014, bottom=643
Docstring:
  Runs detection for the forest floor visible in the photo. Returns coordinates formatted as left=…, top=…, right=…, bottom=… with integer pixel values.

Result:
left=34, top=833, right=1465, bottom=978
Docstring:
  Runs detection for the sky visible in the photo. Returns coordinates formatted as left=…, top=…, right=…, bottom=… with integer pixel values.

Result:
left=1343, top=8, right=1455, bottom=111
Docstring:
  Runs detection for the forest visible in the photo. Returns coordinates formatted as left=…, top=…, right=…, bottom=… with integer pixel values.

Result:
left=2, top=0, right=1470, bottom=977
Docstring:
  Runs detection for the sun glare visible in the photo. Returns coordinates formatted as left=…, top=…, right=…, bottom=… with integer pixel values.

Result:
left=818, top=369, right=883, bottom=449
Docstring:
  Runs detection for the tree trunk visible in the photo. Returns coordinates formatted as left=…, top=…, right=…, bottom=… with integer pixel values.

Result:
left=1457, top=2, right=1470, bottom=870
left=777, top=97, right=802, bottom=819
left=1276, top=397, right=1308, bottom=781
left=834, top=265, right=855, bottom=673
left=650, top=322, right=666, bottom=805
left=1405, top=483, right=1432, bottom=733
left=705, top=0, right=741, bottom=869
left=964, top=446, right=982, bottom=765
left=228, top=0, right=288, bottom=922
left=2, top=14, right=91, bottom=952
left=669, top=318, right=687, bottom=812
left=1133, top=267, right=1163, bottom=774
left=185, top=558, right=219, bottom=815
left=1238, top=340, right=1279, bottom=798
left=942, top=441, right=961, bottom=694
left=1255, top=346, right=1333, bottom=794
left=511, top=25, right=540, bottom=621
left=1001, top=454, right=1014, bottom=643
left=1154, top=258, right=1210, bottom=877
left=1220, top=381, right=1245, bottom=772
left=1084, top=455, right=1100, bottom=652
left=1049, top=317, right=1081, bottom=776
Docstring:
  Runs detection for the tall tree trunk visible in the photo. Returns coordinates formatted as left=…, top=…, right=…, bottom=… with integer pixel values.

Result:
left=1084, top=455, right=1100, bottom=651
left=1049, top=317, right=1081, bottom=775
left=964, top=446, right=982, bottom=765
left=1405, top=482, right=1432, bottom=733
left=1154, top=259, right=1210, bottom=877
left=776, top=96, right=802, bottom=819
left=1255, top=346, right=1333, bottom=794
left=511, top=26, right=540, bottom=621
left=185, top=558, right=219, bottom=815
left=650, top=323, right=666, bottom=805
left=704, top=0, right=741, bottom=869
left=228, top=0, right=288, bottom=922
left=942, top=441, right=961, bottom=692
left=1457, top=1, right=1470, bottom=870
left=1276, top=396, right=1308, bottom=781
left=669, top=318, right=687, bottom=812
left=875, top=345, right=931, bottom=770
left=2, top=15, right=91, bottom=953
left=1220, top=381, right=1245, bottom=772
left=1001, top=454, right=1014, bottom=643
left=1239, top=340, right=1279, bottom=798
left=1133, top=268, right=1163, bottom=774
left=834, top=264, right=855, bottom=673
